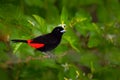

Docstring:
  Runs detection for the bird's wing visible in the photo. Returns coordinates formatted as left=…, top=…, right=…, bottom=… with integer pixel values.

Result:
left=27, top=40, right=45, bottom=48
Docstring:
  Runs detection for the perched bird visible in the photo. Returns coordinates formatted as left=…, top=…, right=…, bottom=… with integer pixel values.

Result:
left=12, top=24, right=66, bottom=52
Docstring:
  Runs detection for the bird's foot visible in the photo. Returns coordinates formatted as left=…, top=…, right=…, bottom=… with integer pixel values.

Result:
left=42, top=52, right=56, bottom=59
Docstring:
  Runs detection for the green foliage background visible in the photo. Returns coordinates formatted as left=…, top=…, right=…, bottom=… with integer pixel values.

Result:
left=0, top=0, right=120, bottom=80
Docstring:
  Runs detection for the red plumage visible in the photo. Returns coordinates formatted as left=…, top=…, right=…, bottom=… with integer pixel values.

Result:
left=11, top=24, right=66, bottom=52
left=27, top=40, right=45, bottom=48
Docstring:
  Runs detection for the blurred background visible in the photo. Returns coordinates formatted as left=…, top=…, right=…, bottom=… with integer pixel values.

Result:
left=0, top=0, right=120, bottom=80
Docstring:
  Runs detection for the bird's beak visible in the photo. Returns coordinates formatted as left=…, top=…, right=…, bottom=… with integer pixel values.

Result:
left=60, top=30, right=66, bottom=33
left=58, top=24, right=66, bottom=33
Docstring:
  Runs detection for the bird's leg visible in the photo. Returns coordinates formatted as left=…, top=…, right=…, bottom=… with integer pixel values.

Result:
left=42, top=52, right=56, bottom=59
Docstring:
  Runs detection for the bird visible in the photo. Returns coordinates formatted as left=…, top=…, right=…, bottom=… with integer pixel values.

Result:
left=11, top=24, right=66, bottom=52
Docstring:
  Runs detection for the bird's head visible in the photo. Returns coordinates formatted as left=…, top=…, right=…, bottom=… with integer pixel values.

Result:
left=52, top=24, right=66, bottom=35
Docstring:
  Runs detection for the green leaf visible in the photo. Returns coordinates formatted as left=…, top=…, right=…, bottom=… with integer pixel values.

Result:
left=13, top=43, right=22, bottom=54
left=88, top=33, right=100, bottom=48
left=33, top=14, right=47, bottom=33
left=64, top=28, right=80, bottom=52
left=61, top=7, right=68, bottom=24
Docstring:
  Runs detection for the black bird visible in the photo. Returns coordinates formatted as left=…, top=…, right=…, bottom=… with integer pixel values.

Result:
left=12, top=24, right=66, bottom=52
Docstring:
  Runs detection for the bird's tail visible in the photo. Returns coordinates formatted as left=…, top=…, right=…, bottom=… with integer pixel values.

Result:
left=11, top=39, right=27, bottom=43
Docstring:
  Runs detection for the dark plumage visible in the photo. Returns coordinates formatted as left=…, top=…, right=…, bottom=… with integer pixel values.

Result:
left=12, top=24, right=66, bottom=52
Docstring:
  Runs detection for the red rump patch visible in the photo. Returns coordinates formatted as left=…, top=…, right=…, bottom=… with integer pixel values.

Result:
left=27, top=40, right=45, bottom=48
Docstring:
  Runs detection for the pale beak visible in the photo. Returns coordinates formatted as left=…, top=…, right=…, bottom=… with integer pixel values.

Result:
left=58, top=24, right=66, bottom=33
left=60, top=30, right=66, bottom=33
